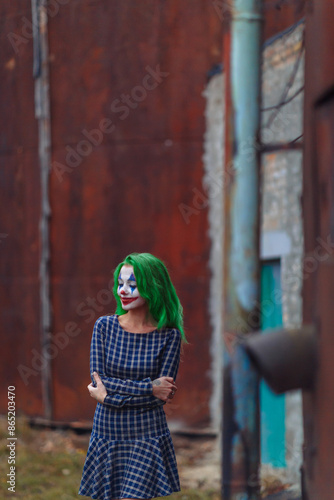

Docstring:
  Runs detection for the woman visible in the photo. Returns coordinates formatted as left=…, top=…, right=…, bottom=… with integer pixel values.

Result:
left=79, top=252, right=186, bottom=500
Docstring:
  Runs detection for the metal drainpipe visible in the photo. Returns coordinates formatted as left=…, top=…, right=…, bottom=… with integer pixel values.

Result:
left=222, top=1, right=263, bottom=499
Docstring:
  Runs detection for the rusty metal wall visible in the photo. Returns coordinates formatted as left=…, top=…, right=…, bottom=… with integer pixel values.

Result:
left=48, top=0, right=223, bottom=427
left=1, top=1, right=223, bottom=428
left=0, top=3, right=44, bottom=416
left=302, top=1, right=334, bottom=498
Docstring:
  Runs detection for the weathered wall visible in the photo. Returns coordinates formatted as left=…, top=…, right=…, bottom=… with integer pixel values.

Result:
left=262, top=0, right=305, bottom=42
left=203, top=19, right=305, bottom=484
left=261, top=20, right=304, bottom=487
left=0, top=3, right=43, bottom=416
left=1, top=1, right=307, bottom=431
left=302, top=1, right=334, bottom=498
left=1, top=1, right=223, bottom=428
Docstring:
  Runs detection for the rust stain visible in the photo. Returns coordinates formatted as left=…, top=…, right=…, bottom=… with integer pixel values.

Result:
left=5, top=58, right=16, bottom=70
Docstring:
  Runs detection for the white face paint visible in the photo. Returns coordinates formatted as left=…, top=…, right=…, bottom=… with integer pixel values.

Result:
left=117, top=265, right=146, bottom=311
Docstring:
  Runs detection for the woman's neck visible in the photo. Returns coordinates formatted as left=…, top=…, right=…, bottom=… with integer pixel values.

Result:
left=120, top=304, right=156, bottom=330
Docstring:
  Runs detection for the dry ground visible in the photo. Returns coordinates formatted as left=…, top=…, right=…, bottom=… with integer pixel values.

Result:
left=0, top=416, right=298, bottom=499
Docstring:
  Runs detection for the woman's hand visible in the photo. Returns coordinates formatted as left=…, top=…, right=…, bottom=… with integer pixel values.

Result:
left=152, top=376, right=177, bottom=402
left=87, top=372, right=107, bottom=404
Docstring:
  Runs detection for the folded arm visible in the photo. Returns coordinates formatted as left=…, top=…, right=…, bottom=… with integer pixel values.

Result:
left=90, top=318, right=153, bottom=396
left=106, top=329, right=182, bottom=408
left=88, top=319, right=181, bottom=409
left=103, top=393, right=165, bottom=409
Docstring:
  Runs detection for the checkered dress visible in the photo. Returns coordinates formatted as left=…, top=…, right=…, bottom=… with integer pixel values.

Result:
left=79, top=314, right=181, bottom=500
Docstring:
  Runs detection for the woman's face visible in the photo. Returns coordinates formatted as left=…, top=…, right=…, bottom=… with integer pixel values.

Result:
left=117, top=265, right=146, bottom=310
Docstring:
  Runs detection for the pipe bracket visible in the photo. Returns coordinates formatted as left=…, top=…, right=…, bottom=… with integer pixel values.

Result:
left=232, top=12, right=263, bottom=22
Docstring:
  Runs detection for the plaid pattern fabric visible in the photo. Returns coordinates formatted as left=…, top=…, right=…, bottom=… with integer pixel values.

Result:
left=79, top=315, right=181, bottom=500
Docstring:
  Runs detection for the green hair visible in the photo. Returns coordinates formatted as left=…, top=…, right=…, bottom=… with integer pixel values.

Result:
left=113, top=252, right=186, bottom=342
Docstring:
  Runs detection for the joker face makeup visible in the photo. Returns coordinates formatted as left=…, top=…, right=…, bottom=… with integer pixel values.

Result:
left=117, top=265, right=146, bottom=311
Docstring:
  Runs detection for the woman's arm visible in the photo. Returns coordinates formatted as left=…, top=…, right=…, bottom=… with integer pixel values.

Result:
left=110, top=329, right=182, bottom=405
left=90, top=318, right=153, bottom=396
left=88, top=328, right=182, bottom=408
left=103, top=393, right=165, bottom=408
left=152, top=329, right=181, bottom=401
left=157, top=329, right=181, bottom=380
left=88, top=372, right=164, bottom=408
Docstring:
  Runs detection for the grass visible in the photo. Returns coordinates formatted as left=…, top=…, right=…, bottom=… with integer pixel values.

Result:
left=0, top=416, right=84, bottom=499
left=0, top=416, right=219, bottom=500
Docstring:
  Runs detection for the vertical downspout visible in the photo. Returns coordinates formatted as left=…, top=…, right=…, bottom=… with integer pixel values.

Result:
left=222, top=0, right=263, bottom=499
left=31, top=0, right=53, bottom=420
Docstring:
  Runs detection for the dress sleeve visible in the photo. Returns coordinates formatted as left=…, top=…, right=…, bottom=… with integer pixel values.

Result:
left=90, top=318, right=153, bottom=396
left=102, top=393, right=164, bottom=409
left=158, top=329, right=181, bottom=380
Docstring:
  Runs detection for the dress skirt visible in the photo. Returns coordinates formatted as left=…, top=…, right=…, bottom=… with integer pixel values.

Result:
left=79, top=404, right=180, bottom=500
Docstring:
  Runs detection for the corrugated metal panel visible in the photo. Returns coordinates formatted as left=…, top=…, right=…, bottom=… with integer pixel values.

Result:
left=0, top=4, right=43, bottom=416
left=46, top=0, right=222, bottom=426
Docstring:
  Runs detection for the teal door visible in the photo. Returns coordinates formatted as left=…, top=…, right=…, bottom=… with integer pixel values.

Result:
left=260, top=260, right=286, bottom=467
